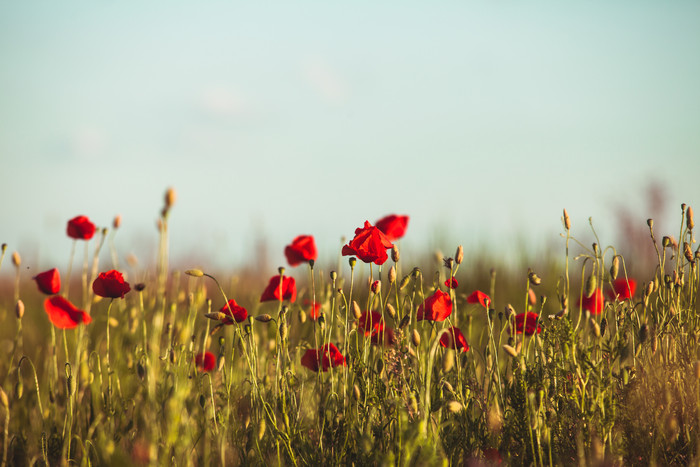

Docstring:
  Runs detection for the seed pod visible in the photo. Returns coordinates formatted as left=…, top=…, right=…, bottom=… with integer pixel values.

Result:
left=446, top=400, right=463, bottom=413
left=330, top=270, right=337, bottom=281
left=349, top=257, right=357, bottom=268
left=352, top=301, right=362, bottom=320
left=610, top=256, right=620, bottom=280
left=411, top=329, right=421, bottom=348
left=662, top=236, right=671, bottom=248
left=563, top=209, right=571, bottom=230
left=455, top=245, right=464, bottom=264
left=15, top=299, right=24, bottom=319
left=647, top=218, right=654, bottom=229
left=585, top=273, right=597, bottom=298
left=399, top=275, right=411, bottom=290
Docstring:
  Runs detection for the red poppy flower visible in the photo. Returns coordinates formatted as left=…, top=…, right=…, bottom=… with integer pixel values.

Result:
left=417, top=289, right=453, bottom=322
left=341, top=221, right=394, bottom=265
left=300, top=343, right=346, bottom=372
left=260, top=275, right=297, bottom=303
left=370, top=327, right=396, bottom=346
left=375, top=214, right=409, bottom=241
left=439, top=326, right=470, bottom=352
left=514, top=312, right=541, bottom=336
left=92, top=270, right=131, bottom=299
left=67, top=215, right=96, bottom=240
left=44, top=296, right=92, bottom=329
left=578, top=288, right=604, bottom=314
left=195, top=352, right=216, bottom=372
left=466, top=290, right=491, bottom=308
left=284, top=235, right=317, bottom=267
left=358, top=311, right=385, bottom=336
left=302, top=298, right=322, bottom=320
left=33, top=268, right=61, bottom=295
left=607, top=278, right=637, bottom=301
left=371, top=280, right=381, bottom=294
left=220, top=299, right=248, bottom=324
left=445, top=278, right=458, bottom=289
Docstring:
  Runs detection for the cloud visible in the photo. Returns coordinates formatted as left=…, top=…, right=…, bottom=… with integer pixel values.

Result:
left=303, top=59, right=348, bottom=104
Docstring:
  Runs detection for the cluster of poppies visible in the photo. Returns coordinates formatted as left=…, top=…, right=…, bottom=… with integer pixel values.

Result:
left=577, top=278, right=637, bottom=315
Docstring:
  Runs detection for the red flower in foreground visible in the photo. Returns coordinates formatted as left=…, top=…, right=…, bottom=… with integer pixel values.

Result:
left=358, top=311, right=385, bottom=336
left=260, top=275, right=297, bottom=303
left=92, top=270, right=131, bottom=299
left=514, top=312, right=541, bottom=336
left=578, top=288, right=604, bottom=314
left=370, top=327, right=396, bottom=347
left=341, top=221, right=394, bottom=265
left=466, top=290, right=491, bottom=308
left=439, top=326, right=470, bottom=352
left=375, top=214, right=409, bottom=241
left=284, top=235, right=317, bottom=267
left=301, top=343, right=346, bottom=372
left=195, top=352, right=216, bottom=372
left=44, top=296, right=92, bottom=329
left=33, top=268, right=61, bottom=295
left=67, top=215, right=96, bottom=240
left=607, top=278, right=637, bottom=301
left=220, top=299, right=248, bottom=324
left=444, top=278, right=458, bottom=289
left=417, top=289, right=453, bottom=322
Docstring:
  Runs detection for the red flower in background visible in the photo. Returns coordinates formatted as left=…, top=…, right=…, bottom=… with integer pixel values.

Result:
left=44, top=296, right=92, bottom=329
left=445, top=278, right=458, bottom=289
left=417, top=289, right=453, bottom=322
left=370, top=327, right=396, bottom=347
left=439, top=326, right=470, bottom=352
left=466, top=290, right=491, bottom=308
left=514, top=312, right=541, bottom=336
left=375, top=214, right=409, bottom=241
left=301, top=343, right=346, bottom=372
left=578, top=288, right=604, bottom=314
left=220, top=299, right=248, bottom=324
left=92, top=270, right=131, bottom=299
left=33, top=268, right=61, bottom=295
left=303, top=299, right=322, bottom=320
left=260, top=275, right=297, bottom=303
left=195, top=352, right=216, bottom=372
left=284, top=235, right=317, bottom=267
left=358, top=311, right=385, bottom=336
left=67, top=215, right=96, bottom=240
left=342, top=221, right=394, bottom=265
left=607, top=278, right=637, bottom=301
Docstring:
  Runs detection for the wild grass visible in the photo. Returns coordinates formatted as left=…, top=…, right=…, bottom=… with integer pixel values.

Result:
left=0, top=193, right=698, bottom=466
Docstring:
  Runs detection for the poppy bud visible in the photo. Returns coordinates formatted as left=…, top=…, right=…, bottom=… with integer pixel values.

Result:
left=165, top=187, right=176, bottom=209
left=279, top=321, right=287, bottom=341
left=391, top=246, right=400, bottom=263
left=684, top=242, right=694, bottom=263
left=185, top=269, right=204, bottom=278
left=112, top=215, right=122, bottom=229
left=590, top=318, right=600, bottom=338
left=411, top=267, right=421, bottom=278
left=505, top=304, right=516, bottom=320
left=0, top=387, right=8, bottom=409
left=388, top=266, right=396, bottom=284
left=386, top=303, right=396, bottom=319
left=15, top=380, right=23, bottom=399
left=257, top=418, right=266, bottom=441
left=353, top=384, right=361, bottom=401
left=399, top=314, right=410, bottom=329
left=12, top=251, right=20, bottom=267
left=371, top=280, right=381, bottom=294
left=455, top=245, right=464, bottom=265
left=330, top=271, right=337, bottom=281
left=446, top=400, right=463, bottom=413
left=442, top=350, right=454, bottom=373
left=255, top=314, right=273, bottom=323
left=15, top=299, right=24, bottom=319
left=585, top=274, right=597, bottom=298
left=205, top=312, right=228, bottom=321
left=610, top=256, right=620, bottom=280
left=352, top=301, right=362, bottom=320
left=563, top=209, right=571, bottom=230
left=503, top=344, right=518, bottom=358
left=399, top=275, right=411, bottom=290
left=687, top=206, right=694, bottom=230
left=528, top=269, right=541, bottom=286
left=411, top=329, right=421, bottom=347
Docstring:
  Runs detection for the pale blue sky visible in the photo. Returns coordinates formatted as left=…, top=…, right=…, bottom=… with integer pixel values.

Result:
left=1, top=2, right=699, bottom=270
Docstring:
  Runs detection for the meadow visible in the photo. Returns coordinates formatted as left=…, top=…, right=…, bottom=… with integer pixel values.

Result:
left=0, top=189, right=698, bottom=466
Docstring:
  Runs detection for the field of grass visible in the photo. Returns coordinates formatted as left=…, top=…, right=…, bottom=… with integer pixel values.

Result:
left=0, top=189, right=698, bottom=466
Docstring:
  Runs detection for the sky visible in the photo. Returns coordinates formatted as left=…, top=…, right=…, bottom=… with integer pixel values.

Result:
left=1, top=2, right=699, bottom=272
